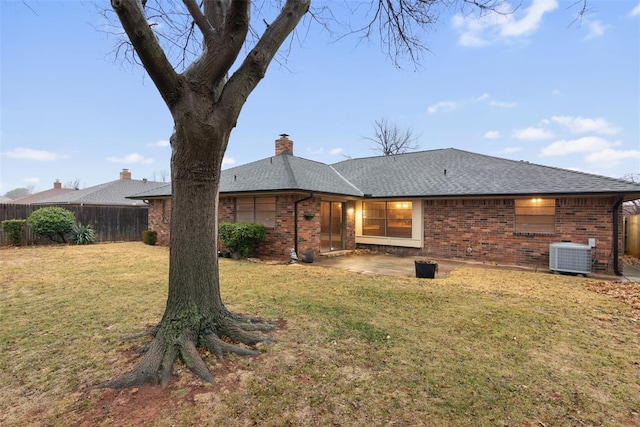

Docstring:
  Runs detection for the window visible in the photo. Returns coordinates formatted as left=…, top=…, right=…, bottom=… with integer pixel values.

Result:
left=363, top=201, right=412, bottom=238
left=515, top=198, right=555, bottom=234
left=236, top=197, right=276, bottom=227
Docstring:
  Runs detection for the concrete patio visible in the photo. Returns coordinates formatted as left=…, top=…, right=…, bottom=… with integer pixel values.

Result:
left=310, top=251, right=639, bottom=282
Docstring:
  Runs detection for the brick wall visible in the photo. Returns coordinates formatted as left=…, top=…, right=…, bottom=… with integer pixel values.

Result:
left=420, top=196, right=620, bottom=273
left=147, top=199, right=171, bottom=245
left=217, top=194, right=323, bottom=260
left=148, top=195, right=621, bottom=273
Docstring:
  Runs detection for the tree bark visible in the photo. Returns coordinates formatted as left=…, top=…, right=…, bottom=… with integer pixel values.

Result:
left=102, top=0, right=309, bottom=388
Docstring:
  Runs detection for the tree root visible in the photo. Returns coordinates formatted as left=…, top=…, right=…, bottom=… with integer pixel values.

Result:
left=225, top=310, right=276, bottom=332
left=98, top=311, right=273, bottom=389
left=119, top=324, right=159, bottom=341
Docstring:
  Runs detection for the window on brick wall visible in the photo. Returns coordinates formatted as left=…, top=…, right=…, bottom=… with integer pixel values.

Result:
left=363, top=201, right=412, bottom=238
left=236, top=197, right=276, bottom=227
left=514, top=198, right=555, bottom=234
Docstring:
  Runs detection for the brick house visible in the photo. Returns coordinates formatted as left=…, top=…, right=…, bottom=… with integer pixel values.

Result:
left=129, top=135, right=640, bottom=275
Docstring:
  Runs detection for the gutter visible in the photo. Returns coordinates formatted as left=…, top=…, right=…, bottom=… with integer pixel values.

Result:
left=293, top=192, right=314, bottom=256
left=613, top=195, right=624, bottom=276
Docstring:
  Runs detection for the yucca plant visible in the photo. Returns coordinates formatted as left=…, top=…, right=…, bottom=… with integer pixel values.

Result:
left=70, top=222, right=97, bottom=245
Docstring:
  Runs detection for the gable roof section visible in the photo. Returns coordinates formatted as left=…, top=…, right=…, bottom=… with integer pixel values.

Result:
left=6, top=187, right=76, bottom=205
left=36, top=178, right=166, bottom=206
left=128, top=148, right=640, bottom=201
left=220, top=154, right=363, bottom=196
left=331, top=148, right=640, bottom=199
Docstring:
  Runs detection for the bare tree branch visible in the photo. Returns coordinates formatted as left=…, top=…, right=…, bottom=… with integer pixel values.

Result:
left=182, top=0, right=215, bottom=42
left=219, top=0, right=309, bottom=124
left=190, top=1, right=250, bottom=90
left=365, top=117, right=420, bottom=156
left=111, top=0, right=182, bottom=106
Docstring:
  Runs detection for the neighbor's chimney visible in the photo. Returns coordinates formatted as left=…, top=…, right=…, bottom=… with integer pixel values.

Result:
left=275, top=134, right=293, bottom=156
left=120, top=168, right=132, bottom=180
left=53, top=180, right=62, bottom=189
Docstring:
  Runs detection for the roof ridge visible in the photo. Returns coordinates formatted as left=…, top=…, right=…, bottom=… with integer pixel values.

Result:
left=281, top=154, right=298, bottom=188
left=331, top=147, right=449, bottom=166
left=328, top=164, right=364, bottom=196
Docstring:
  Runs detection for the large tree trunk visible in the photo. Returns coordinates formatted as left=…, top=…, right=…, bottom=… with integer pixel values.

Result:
left=101, top=100, right=271, bottom=389
left=103, top=0, right=309, bottom=389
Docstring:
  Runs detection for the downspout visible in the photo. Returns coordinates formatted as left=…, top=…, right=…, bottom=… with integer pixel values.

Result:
left=294, top=192, right=314, bottom=256
left=612, top=195, right=624, bottom=276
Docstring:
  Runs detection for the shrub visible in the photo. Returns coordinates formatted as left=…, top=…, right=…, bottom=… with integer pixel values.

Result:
left=218, top=222, right=266, bottom=258
left=27, top=207, right=75, bottom=243
left=142, top=229, right=157, bottom=245
left=70, top=222, right=97, bottom=245
left=2, top=219, right=27, bottom=246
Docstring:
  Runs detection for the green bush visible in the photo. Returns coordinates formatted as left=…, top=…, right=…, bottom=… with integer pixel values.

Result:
left=142, top=229, right=157, bottom=245
left=2, top=219, right=27, bottom=246
left=218, top=222, right=266, bottom=258
left=70, top=222, right=97, bottom=245
left=27, top=207, right=75, bottom=243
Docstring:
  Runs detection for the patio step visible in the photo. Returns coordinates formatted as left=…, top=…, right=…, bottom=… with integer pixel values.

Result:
left=319, top=250, right=353, bottom=258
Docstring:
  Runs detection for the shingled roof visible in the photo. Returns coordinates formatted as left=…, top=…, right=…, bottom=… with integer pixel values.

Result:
left=7, top=181, right=76, bottom=205
left=128, top=148, right=640, bottom=201
left=36, top=174, right=166, bottom=206
left=331, top=148, right=640, bottom=200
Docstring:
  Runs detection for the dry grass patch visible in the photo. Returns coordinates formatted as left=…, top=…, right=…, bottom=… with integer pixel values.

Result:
left=1, top=243, right=639, bottom=426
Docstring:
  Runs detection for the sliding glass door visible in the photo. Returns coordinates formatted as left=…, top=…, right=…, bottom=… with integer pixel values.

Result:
left=320, top=201, right=345, bottom=252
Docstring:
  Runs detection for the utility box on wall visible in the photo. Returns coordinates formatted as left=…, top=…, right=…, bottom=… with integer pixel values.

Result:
left=549, top=242, right=592, bottom=275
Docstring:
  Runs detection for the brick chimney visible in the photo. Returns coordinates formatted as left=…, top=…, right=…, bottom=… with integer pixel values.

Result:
left=120, top=169, right=132, bottom=180
left=53, top=180, right=62, bottom=189
left=275, top=134, right=293, bottom=156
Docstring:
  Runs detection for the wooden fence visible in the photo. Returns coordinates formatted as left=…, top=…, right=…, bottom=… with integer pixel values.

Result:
left=0, top=204, right=148, bottom=245
left=626, top=214, right=640, bottom=258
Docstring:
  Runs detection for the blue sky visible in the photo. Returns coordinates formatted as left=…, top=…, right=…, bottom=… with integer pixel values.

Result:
left=1, top=0, right=639, bottom=194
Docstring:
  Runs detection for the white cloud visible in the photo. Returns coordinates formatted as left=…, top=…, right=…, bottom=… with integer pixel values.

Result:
left=484, top=130, right=501, bottom=139
left=540, top=136, right=619, bottom=156
left=551, top=115, right=620, bottom=135
left=457, top=31, right=490, bottom=47
left=25, top=177, right=40, bottom=183
left=329, top=148, right=344, bottom=155
left=497, top=147, right=523, bottom=154
left=585, top=148, right=640, bottom=167
left=584, top=20, right=606, bottom=40
left=427, top=101, right=458, bottom=114
left=630, top=3, right=640, bottom=17
left=551, top=89, right=561, bottom=96
left=106, top=153, right=154, bottom=164
left=3, top=147, right=68, bottom=161
left=307, top=147, right=325, bottom=156
left=452, top=0, right=558, bottom=47
left=146, top=139, right=170, bottom=148
left=490, top=100, right=517, bottom=108
left=512, top=126, right=555, bottom=140
left=222, top=156, right=236, bottom=168
left=429, top=93, right=512, bottom=115
left=500, top=0, right=559, bottom=37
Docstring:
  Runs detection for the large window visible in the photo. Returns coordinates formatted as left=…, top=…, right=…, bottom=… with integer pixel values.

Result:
left=515, top=198, right=555, bottom=234
left=236, top=197, right=276, bottom=227
left=363, top=201, right=412, bottom=238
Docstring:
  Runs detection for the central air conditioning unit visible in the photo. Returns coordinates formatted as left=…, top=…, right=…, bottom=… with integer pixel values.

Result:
left=549, top=242, right=592, bottom=275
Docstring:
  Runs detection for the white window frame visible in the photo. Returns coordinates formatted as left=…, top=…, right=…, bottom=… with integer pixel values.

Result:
left=355, top=199, right=423, bottom=248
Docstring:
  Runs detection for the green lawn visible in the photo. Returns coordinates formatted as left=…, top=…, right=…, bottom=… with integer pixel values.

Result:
left=1, top=243, right=638, bottom=426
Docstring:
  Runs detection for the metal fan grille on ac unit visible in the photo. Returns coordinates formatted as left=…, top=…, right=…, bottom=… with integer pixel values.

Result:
left=549, top=242, right=591, bottom=274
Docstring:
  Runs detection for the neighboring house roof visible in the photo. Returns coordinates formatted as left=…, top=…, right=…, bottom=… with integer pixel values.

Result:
left=128, top=148, right=640, bottom=201
left=0, top=196, right=14, bottom=203
left=36, top=178, right=166, bottom=206
left=7, top=187, right=76, bottom=205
